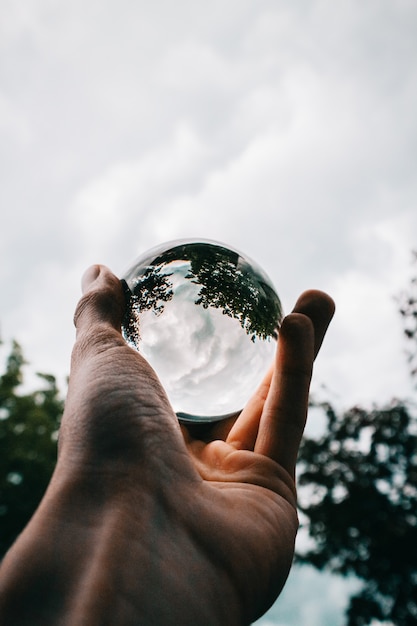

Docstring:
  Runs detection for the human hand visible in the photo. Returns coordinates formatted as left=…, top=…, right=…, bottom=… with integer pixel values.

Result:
left=0, top=265, right=334, bottom=626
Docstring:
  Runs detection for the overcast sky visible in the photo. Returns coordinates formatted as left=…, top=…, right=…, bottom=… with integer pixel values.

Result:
left=1, top=1, right=416, bottom=624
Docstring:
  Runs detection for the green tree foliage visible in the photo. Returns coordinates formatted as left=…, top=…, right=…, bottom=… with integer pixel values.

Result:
left=184, top=243, right=282, bottom=342
left=398, top=250, right=417, bottom=381
left=297, top=256, right=417, bottom=625
left=297, top=401, right=417, bottom=625
left=0, top=341, right=63, bottom=557
left=123, top=241, right=283, bottom=348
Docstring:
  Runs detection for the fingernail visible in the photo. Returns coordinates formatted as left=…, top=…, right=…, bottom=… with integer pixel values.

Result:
left=81, top=265, right=101, bottom=294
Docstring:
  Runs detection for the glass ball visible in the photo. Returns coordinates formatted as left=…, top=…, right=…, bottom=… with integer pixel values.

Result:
left=122, top=239, right=283, bottom=423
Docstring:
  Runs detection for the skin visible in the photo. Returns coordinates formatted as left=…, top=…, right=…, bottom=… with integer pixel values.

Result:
left=0, top=265, right=335, bottom=626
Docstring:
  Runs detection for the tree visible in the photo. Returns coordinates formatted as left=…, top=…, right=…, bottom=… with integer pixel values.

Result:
left=0, top=341, right=64, bottom=557
left=297, top=401, right=417, bottom=625
left=122, top=241, right=283, bottom=347
left=398, top=250, right=417, bottom=380
left=296, top=255, right=417, bottom=626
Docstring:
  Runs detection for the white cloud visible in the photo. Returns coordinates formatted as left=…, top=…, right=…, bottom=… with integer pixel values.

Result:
left=1, top=2, right=417, bottom=623
left=255, top=565, right=361, bottom=626
left=67, top=122, right=212, bottom=266
left=1, top=0, right=415, bottom=397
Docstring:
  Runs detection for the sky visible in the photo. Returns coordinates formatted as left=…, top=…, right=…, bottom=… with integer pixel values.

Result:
left=1, top=1, right=416, bottom=624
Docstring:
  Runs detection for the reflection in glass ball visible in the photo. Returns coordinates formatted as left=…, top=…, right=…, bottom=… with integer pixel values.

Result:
left=122, top=239, right=283, bottom=423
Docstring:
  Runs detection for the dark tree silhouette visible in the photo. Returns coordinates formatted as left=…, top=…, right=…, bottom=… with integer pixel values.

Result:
left=122, top=241, right=282, bottom=347
left=297, top=401, right=417, bottom=625
left=296, top=253, right=417, bottom=626
left=122, top=264, right=174, bottom=347
left=398, top=250, right=417, bottom=380
left=0, top=341, right=63, bottom=557
left=185, top=243, right=281, bottom=341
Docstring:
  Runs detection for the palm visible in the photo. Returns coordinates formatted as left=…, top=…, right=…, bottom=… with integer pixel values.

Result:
left=178, top=416, right=299, bottom=620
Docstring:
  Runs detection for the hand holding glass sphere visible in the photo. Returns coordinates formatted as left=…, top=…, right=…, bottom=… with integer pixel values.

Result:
left=122, top=240, right=283, bottom=423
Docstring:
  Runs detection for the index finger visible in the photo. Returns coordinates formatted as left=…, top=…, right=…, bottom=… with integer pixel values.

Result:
left=254, top=291, right=335, bottom=475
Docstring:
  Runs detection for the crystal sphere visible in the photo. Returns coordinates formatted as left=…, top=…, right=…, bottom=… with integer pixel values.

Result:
left=122, top=239, right=283, bottom=423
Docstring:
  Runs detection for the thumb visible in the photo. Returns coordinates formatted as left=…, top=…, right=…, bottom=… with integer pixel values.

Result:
left=74, top=265, right=126, bottom=336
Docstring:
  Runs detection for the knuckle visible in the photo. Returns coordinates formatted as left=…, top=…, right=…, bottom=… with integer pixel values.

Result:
left=73, top=281, right=125, bottom=330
